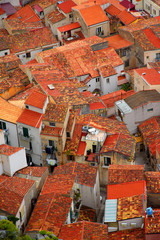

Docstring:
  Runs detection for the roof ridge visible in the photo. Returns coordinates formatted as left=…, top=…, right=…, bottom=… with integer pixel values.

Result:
left=40, top=194, right=54, bottom=231
left=72, top=162, right=76, bottom=174
left=81, top=220, right=85, bottom=240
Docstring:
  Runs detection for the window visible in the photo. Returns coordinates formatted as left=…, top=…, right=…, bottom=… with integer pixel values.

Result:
left=49, top=140, right=54, bottom=147
left=0, top=121, right=6, bottom=130
left=122, top=49, right=126, bottom=57
left=96, top=27, right=102, bottom=35
left=146, top=56, right=149, bottom=59
left=23, top=127, right=29, bottom=137
left=26, top=105, right=29, bottom=109
left=19, top=212, right=22, bottom=222
left=146, top=4, right=150, bottom=11
left=69, top=13, right=73, bottom=18
left=125, top=59, right=129, bottom=67
left=49, top=122, right=55, bottom=127
left=153, top=9, right=156, bottom=15
left=67, top=132, right=70, bottom=138
left=5, top=52, right=8, bottom=55
left=96, top=77, right=100, bottom=82
left=26, top=52, right=31, bottom=58
left=156, top=53, right=160, bottom=60
left=104, top=157, right=111, bottom=166
left=106, top=78, right=110, bottom=83
left=147, top=108, right=153, bottom=112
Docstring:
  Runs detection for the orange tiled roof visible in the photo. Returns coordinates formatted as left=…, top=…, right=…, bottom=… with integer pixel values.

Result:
left=58, top=22, right=80, bottom=32
left=25, top=91, right=47, bottom=109
left=8, top=5, right=40, bottom=22
left=59, top=221, right=108, bottom=239
left=1, top=176, right=35, bottom=197
left=145, top=171, right=160, bottom=193
left=99, top=64, right=117, bottom=77
left=0, top=7, right=5, bottom=15
left=117, top=194, right=144, bottom=220
left=0, top=97, right=23, bottom=124
left=17, top=108, right=43, bottom=128
left=109, top=228, right=145, bottom=239
left=29, top=0, right=52, bottom=10
left=108, top=164, right=144, bottom=184
left=117, top=10, right=137, bottom=25
left=100, top=133, right=134, bottom=157
left=77, top=4, right=109, bottom=26
left=107, top=180, right=146, bottom=199
left=58, top=0, right=77, bottom=14
left=41, top=126, right=63, bottom=137
left=104, top=34, right=133, bottom=50
left=90, top=101, right=105, bottom=111
left=43, top=103, right=68, bottom=123
left=0, top=144, right=22, bottom=156
left=46, top=9, right=66, bottom=24
left=0, top=187, right=23, bottom=215
left=54, top=162, right=98, bottom=188
left=135, top=68, right=160, bottom=85
left=145, top=209, right=160, bottom=234
left=105, top=4, right=121, bottom=16
left=41, top=174, right=76, bottom=195
left=0, top=175, right=8, bottom=184
left=76, top=140, right=87, bottom=156
left=26, top=193, right=72, bottom=235
left=16, top=166, right=48, bottom=178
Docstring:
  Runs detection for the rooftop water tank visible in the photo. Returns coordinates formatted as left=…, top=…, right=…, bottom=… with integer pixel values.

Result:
left=146, top=207, right=153, bottom=216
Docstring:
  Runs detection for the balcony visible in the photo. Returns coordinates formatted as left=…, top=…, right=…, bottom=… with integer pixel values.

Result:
left=18, top=132, right=32, bottom=141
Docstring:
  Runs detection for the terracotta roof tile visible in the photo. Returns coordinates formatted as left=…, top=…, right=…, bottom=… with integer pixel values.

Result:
left=26, top=193, right=72, bottom=235
left=109, top=228, right=145, bottom=240
left=58, top=0, right=77, bottom=14
left=74, top=4, right=109, bottom=26
left=46, top=9, right=66, bottom=24
left=117, top=10, right=137, bottom=25
left=16, top=166, right=48, bottom=178
left=0, top=175, right=8, bottom=184
left=1, top=176, right=35, bottom=197
left=29, top=0, right=52, bottom=10
left=25, top=91, right=47, bottom=109
left=100, top=133, right=135, bottom=157
left=17, top=108, right=43, bottom=128
left=145, top=171, right=160, bottom=193
left=54, top=162, right=98, bottom=187
left=0, top=97, right=23, bottom=124
left=0, top=186, right=23, bottom=215
left=41, top=126, right=63, bottom=137
left=59, top=221, right=108, bottom=239
left=105, top=4, right=121, bottom=16
left=0, top=144, right=22, bottom=156
left=43, top=103, right=68, bottom=123
left=104, top=34, right=133, bottom=50
left=108, top=164, right=144, bottom=184
left=90, top=101, right=105, bottom=111
left=78, top=206, right=96, bottom=222
left=99, top=64, right=117, bottom=77
left=117, top=194, right=144, bottom=220
left=8, top=5, right=40, bottom=22
left=145, top=209, right=160, bottom=234
left=107, top=180, right=146, bottom=199
left=58, top=22, right=80, bottom=32
left=135, top=68, right=160, bottom=85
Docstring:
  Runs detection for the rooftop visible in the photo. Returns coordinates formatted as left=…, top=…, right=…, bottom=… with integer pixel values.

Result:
left=16, top=166, right=48, bottom=178
left=100, top=133, right=134, bottom=157
left=109, top=228, right=145, bottom=239
left=26, top=193, right=72, bottom=236
left=41, top=126, right=63, bottom=137
left=58, top=22, right=81, bottom=33
left=108, top=164, right=144, bottom=184
left=145, top=210, right=160, bottom=234
left=54, top=162, right=98, bottom=188
left=43, top=103, right=68, bottom=123
left=145, top=171, right=160, bottom=193
left=117, top=194, right=144, bottom=220
left=17, top=108, right=43, bottom=128
left=124, top=90, right=160, bottom=109
left=104, top=34, right=133, bottom=50
left=59, top=221, right=108, bottom=240
left=117, top=10, right=137, bottom=25
left=105, top=4, right=121, bottom=16
left=58, top=0, right=77, bottom=14
left=107, top=180, right=146, bottom=199
left=0, top=97, right=22, bottom=124
left=73, top=4, right=109, bottom=26
left=135, top=68, right=160, bottom=85
left=0, top=144, right=22, bottom=156
left=41, top=174, right=76, bottom=195
left=99, top=64, right=117, bottom=78
left=46, top=9, right=66, bottom=24
left=25, top=91, right=47, bottom=109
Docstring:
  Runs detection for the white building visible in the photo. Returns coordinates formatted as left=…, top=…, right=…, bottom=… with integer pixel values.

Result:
left=115, top=90, right=160, bottom=134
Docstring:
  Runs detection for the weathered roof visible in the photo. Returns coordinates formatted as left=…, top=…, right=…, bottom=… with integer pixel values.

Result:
left=145, top=171, right=160, bottom=193
left=0, top=144, right=22, bottom=156
left=145, top=209, right=160, bottom=234
left=16, top=166, right=48, bottom=178
left=46, top=9, right=66, bottom=24
left=108, top=164, right=144, bottom=184
left=54, top=162, right=98, bottom=188
left=59, top=221, right=108, bottom=239
left=43, top=103, right=68, bottom=123
left=124, top=90, right=160, bottom=109
left=109, top=228, right=145, bottom=239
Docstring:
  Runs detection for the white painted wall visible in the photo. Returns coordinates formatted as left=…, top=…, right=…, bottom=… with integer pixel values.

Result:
left=16, top=199, right=26, bottom=230
left=116, top=101, right=160, bottom=134
left=87, top=77, right=101, bottom=93
left=100, top=74, right=118, bottom=95
left=17, top=123, right=43, bottom=166
left=0, top=120, right=19, bottom=147
left=0, top=49, right=10, bottom=57
left=0, top=130, right=5, bottom=144
left=25, top=96, right=49, bottom=114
